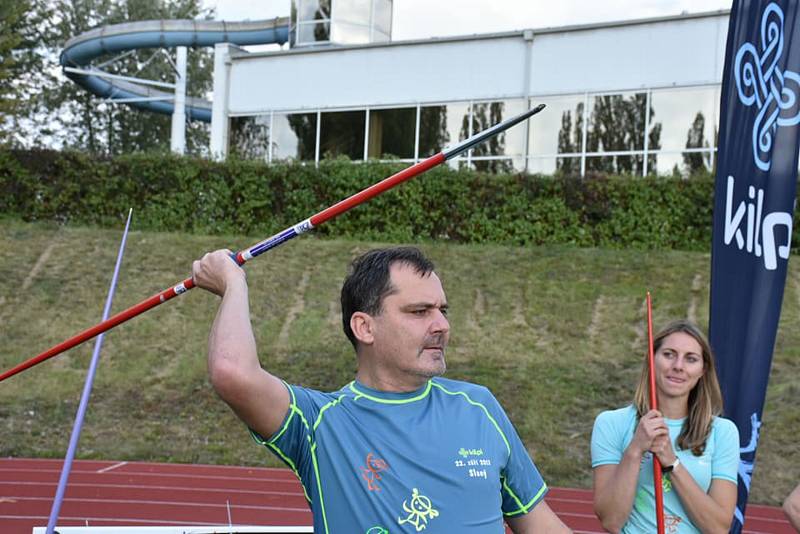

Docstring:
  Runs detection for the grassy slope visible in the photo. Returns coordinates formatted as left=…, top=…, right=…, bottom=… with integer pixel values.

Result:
left=0, top=219, right=797, bottom=505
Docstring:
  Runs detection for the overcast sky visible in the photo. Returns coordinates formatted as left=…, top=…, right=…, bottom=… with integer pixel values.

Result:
left=202, top=0, right=732, bottom=40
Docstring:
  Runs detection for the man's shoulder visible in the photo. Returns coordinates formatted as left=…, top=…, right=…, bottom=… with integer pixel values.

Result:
left=430, top=377, right=495, bottom=400
left=287, top=381, right=355, bottom=405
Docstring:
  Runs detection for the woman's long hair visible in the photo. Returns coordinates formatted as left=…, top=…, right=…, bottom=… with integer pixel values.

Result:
left=633, top=320, right=723, bottom=456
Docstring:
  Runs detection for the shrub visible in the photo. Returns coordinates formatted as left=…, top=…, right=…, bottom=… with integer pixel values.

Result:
left=0, top=148, right=732, bottom=251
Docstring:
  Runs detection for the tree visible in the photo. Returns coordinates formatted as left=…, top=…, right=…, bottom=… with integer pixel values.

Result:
left=0, top=0, right=54, bottom=145
left=646, top=111, right=662, bottom=174
left=105, top=0, right=213, bottom=155
left=230, top=116, right=269, bottom=160
left=0, top=1, right=29, bottom=136
left=556, top=105, right=580, bottom=175
left=418, top=105, right=448, bottom=157
left=38, top=0, right=214, bottom=155
left=682, top=111, right=711, bottom=175
left=285, top=112, right=317, bottom=160
left=557, top=93, right=662, bottom=176
left=460, top=102, right=512, bottom=173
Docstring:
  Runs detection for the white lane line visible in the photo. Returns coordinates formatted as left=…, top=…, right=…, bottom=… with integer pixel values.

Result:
left=0, top=466, right=295, bottom=482
left=96, top=461, right=128, bottom=473
left=0, top=481, right=305, bottom=498
left=0, top=514, right=221, bottom=525
left=0, top=459, right=295, bottom=475
left=2, top=495, right=309, bottom=512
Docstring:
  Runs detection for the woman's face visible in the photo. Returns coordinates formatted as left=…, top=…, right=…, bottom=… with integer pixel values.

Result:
left=654, top=331, right=705, bottom=400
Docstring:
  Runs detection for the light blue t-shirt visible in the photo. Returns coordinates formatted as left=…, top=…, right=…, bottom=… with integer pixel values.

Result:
left=591, top=405, right=739, bottom=534
left=252, top=377, right=547, bottom=534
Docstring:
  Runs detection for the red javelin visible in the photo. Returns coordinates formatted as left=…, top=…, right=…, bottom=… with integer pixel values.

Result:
left=646, top=291, right=666, bottom=534
left=0, top=103, right=546, bottom=382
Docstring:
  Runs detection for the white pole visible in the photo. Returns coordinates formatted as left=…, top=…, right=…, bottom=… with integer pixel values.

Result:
left=210, top=43, right=231, bottom=160
left=170, top=46, right=187, bottom=154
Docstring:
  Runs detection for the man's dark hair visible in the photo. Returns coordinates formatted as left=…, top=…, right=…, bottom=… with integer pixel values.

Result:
left=341, top=247, right=435, bottom=348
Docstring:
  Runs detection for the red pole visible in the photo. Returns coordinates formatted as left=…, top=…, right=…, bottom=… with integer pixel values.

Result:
left=646, top=291, right=666, bottom=534
left=0, top=104, right=546, bottom=382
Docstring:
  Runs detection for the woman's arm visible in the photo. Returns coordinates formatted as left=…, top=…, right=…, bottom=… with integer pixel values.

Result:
left=783, top=482, right=800, bottom=531
left=650, top=433, right=736, bottom=533
left=593, top=410, right=667, bottom=533
left=506, top=501, right=572, bottom=533
left=592, top=449, right=644, bottom=533
left=666, top=464, right=736, bottom=533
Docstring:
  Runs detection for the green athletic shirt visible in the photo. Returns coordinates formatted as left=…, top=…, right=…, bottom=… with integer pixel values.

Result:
left=252, top=377, right=548, bottom=533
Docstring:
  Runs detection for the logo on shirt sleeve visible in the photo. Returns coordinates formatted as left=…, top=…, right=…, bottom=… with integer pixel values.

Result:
left=397, top=487, right=439, bottom=531
left=360, top=452, right=390, bottom=491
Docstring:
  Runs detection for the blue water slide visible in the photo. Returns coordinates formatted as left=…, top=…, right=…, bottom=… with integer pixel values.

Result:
left=60, top=18, right=290, bottom=122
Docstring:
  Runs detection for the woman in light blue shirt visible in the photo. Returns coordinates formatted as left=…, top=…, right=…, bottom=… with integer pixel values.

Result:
left=591, top=320, right=739, bottom=533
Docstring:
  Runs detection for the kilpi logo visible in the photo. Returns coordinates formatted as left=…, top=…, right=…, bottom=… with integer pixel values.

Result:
left=734, top=2, right=800, bottom=171
left=457, top=447, right=484, bottom=458
left=723, top=175, right=792, bottom=270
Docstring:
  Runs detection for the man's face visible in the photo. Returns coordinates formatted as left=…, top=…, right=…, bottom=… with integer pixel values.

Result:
left=370, top=263, right=450, bottom=381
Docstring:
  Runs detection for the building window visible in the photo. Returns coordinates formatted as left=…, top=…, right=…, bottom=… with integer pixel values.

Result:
left=648, top=86, right=718, bottom=176
left=367, top=107, right=415, bottom=159
left=528, top=87, right=720, bottom=177
left=292, top=0, right=331, bottom=46
left=295, top=0, right=392, bottom=45
left=296, top=22, right=331, bottom=43
left=272, top=112, right=317, bottom=161
left=468, top=99, right=526, bottom=173
left=332, top=0, right=392, bottom=44
left=470, top=157, right=526, bottom=173
left=230, top=115, right=270, bottom=160
left=528, top=94, right=586, bottom=175
left=529, top=95, right=586, bottom=156
left=230, top=83, right=722, bottom=176
left=469, top=100, right=526, bottom=156
left=331, top=21, right=371, bottom=43
left=417, top=102, right=470, bottom=168
left=372, top=0, right=392, bottom=40
left=418, top=105, right=449, bottom=157
left=583, top=91, right=648, bottom=175
left=650, top=148, right=718, bottom=176
left=320, top=110, right=366, bottom=160
left=584, top=154, right=645, bottom=175
left=527, top=157, right=557, bottom=175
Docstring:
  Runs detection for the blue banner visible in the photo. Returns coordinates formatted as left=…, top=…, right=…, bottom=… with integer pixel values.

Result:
left=709, top=1, right=800, bottom=532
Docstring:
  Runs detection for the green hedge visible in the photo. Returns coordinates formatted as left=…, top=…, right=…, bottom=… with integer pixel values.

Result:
left=0, top=148, right=749, bottom=251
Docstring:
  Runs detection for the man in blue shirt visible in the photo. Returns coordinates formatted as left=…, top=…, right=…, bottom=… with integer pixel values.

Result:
left=193, top=246, right=570, bottom=533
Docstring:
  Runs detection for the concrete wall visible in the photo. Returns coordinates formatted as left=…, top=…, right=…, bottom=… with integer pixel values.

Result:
left=211, top=10, right=729, bottom=155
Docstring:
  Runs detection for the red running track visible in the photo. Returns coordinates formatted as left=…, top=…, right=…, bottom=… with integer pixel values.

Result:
left=0, top=457, right=793, bottom=533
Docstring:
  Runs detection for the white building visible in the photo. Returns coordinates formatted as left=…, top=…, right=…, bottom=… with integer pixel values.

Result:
left=212, top=9, right=729, bottom=176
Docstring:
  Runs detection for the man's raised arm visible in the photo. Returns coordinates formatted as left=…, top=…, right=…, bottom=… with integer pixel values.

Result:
left=193, top=249, right=290, bottom=439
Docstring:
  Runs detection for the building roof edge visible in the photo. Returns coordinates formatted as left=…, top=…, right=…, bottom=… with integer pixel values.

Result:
left=231, top=9, right=730, bottom=60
